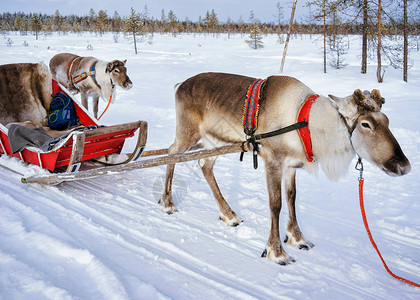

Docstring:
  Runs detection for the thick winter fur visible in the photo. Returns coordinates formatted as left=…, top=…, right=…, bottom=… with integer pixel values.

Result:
left=49, top=53, right=132, bottom=119
left=0, top=63, right=52, bottom=126
left=161, top=72, right=411, bottom=265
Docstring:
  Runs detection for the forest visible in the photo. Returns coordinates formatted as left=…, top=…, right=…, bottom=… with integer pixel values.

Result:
left=1, top=0, right=419, bottom=82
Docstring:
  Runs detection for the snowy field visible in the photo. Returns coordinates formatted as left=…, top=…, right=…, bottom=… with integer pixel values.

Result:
left=0, top=32, right=419, bottom=299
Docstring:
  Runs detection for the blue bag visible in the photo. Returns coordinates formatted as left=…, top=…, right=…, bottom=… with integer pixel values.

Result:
left=48, top=92, right=78, bottom=130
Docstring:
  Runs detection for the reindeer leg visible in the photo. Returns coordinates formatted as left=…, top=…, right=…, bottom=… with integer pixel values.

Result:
left=199, top=156, right=242, bottom=226
left=93, top=95, right=99, bottom=119
left=262, top=159, right=295, bottom=265
left=81, top=92, right=89, bottom=112
left=160, top=137, right=199, bottom=214
left=284, top=167, right=314, bottom=250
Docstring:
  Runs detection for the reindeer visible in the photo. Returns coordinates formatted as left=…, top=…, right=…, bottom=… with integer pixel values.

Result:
left=49, top=53, right=132, bottom=119
left=160, top=72, right=411, bottom=265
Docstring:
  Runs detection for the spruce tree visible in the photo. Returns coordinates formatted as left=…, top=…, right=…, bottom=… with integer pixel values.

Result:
left=246, top=21, right=264, bottom=49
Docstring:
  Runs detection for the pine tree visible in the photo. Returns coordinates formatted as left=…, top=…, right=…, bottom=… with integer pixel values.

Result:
left=89, top=8, right=96, bottom=32
left=167, top=10, right=177, bottom=36
left=124, top=7, right=143, bottom=54
left=14, top=13, right=27, bottom=35
left=246, top=21, right=264, bottom=49
left=53, top=10, right=62, bottom=33
left=209, top=9, right=219, bottom=36
left=112, top=11, right=122, bottom=33
left=30, top=13, right=42, bottom=40
left=97, top=10, right=108, bottom=36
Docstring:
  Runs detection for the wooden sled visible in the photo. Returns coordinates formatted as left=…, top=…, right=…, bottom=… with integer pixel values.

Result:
left=0, top=63, right=147, bottom=176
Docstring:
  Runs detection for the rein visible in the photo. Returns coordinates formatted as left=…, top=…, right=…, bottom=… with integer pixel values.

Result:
left=356, top=157, right=420, bottom=288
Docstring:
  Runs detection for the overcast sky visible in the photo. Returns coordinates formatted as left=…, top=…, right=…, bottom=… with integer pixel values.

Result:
left=1, top=0, right=310, bottom=23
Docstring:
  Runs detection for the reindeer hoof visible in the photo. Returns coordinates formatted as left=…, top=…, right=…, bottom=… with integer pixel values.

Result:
left=159, top=195, right=177, bottom=214
left=262, top=246, right=295, bottom=265
left=284, top=234, right=314, bottom=250
left=219, top=212, right=242, bottom=227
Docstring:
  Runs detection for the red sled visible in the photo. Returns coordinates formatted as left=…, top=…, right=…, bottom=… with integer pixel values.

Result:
left=0, top=63, right=147, bottom=174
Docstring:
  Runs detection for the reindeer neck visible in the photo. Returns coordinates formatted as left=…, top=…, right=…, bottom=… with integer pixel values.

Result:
left=94, top=62, right=115, bottom=100
left=309, top=96, right=355, bottom=180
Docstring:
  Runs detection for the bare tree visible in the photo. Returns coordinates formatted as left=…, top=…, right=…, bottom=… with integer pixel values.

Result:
left=377, top=0, right=384, bottom=82
left=280, top=0, right=298, bottom=73
left=403, top=0, right=408, bottom=82
left=362, top=0, right=368, bottom=74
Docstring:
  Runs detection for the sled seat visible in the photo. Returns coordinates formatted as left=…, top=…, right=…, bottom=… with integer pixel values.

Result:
left=0, top=63, right=147, bottom=172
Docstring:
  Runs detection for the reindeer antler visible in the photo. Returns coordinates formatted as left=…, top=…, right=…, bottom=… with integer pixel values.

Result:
left=371, top=89, right=385, bottom=108
left=353, top=89, right=384, bottom=112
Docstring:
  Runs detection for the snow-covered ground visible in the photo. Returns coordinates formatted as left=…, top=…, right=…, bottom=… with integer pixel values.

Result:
left=0, top=32, right=419, bottom=299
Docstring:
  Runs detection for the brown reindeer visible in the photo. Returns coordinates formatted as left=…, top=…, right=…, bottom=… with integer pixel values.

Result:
left=49, top=53, right=132, bottom=119
left=0, top=63, right=52, bottom=126
left=161, top=72, right=411, bottom=265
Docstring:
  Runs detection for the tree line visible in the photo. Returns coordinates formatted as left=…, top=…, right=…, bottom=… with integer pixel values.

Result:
left=1, top=5, right=418, bottom=37
left=1, top=1, right=419, bottom=82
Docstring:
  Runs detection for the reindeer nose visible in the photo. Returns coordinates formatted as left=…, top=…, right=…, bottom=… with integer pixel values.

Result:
left=398, top=160, right=411, bottom=175
left=124, top=78, right=133, bottom=89
left=384, top=156, right=411, bottom=176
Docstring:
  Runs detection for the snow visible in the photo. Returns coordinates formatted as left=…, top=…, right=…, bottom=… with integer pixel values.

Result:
left=1, top=32, right=419, bottom=299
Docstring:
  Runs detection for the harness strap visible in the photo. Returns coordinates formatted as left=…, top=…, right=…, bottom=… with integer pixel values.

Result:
left=67, top=57, right=79, bottom=81
left=89, top=61, right=101, bottom=89
left=296, top=94, right=319, bottom=162
left=68, top=59, right=102, bottom=90
left=253, top=121, right=308, bottom=141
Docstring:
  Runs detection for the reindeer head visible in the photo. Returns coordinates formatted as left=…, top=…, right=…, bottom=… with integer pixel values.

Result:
left=106, top=59, right=133, bottom=89
left=328, top=89, right=410, bottom=176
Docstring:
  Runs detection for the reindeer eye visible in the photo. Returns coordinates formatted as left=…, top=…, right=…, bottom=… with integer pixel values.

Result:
left=114, top=69, right=120, bottom=74
left=361, top=122, right=371, bottom=129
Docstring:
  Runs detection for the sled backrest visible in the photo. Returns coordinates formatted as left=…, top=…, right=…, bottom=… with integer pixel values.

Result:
left=0, top=63, right=52, bottom=127
left=51, top=79, right=98, bottom=127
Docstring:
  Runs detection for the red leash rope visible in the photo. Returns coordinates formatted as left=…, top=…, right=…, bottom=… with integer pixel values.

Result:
left=97, top=95, right=112, bottom=121
left=357, top=158, right=420, bottom=288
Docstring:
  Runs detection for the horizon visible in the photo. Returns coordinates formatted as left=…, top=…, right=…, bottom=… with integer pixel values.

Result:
left=1, top=0, right=311, bottom=24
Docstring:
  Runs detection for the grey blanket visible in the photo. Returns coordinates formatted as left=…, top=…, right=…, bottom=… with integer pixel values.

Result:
left=7, top=124, right=62, bottom=154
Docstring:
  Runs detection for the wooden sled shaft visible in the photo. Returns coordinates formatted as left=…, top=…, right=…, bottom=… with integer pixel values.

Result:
left=22, top=143, right=243, bottom=185
left=140, top=143, right=203, bottom=157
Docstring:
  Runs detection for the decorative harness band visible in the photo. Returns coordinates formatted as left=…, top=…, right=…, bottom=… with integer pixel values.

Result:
left=241, top=78, right=319, bottom=168
left=243, top=79, right=266, bottom=136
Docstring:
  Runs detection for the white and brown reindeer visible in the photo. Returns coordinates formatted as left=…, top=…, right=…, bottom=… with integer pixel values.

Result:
left=49, top=53, right=133, bottom=119
left=160, top=72, right=411, bottom=265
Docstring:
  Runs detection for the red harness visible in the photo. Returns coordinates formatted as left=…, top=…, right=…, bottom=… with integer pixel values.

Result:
left=297, top=94, right=319, bottom=162
left=241, top=79, right=319, bottom=167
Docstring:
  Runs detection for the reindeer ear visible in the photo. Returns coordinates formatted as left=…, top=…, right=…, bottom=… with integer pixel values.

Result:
left=123, top=59, right=127, bottom=65
left=328, top=93, right=358, bottom=118
left=106, top=62, right=113, bottom=73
